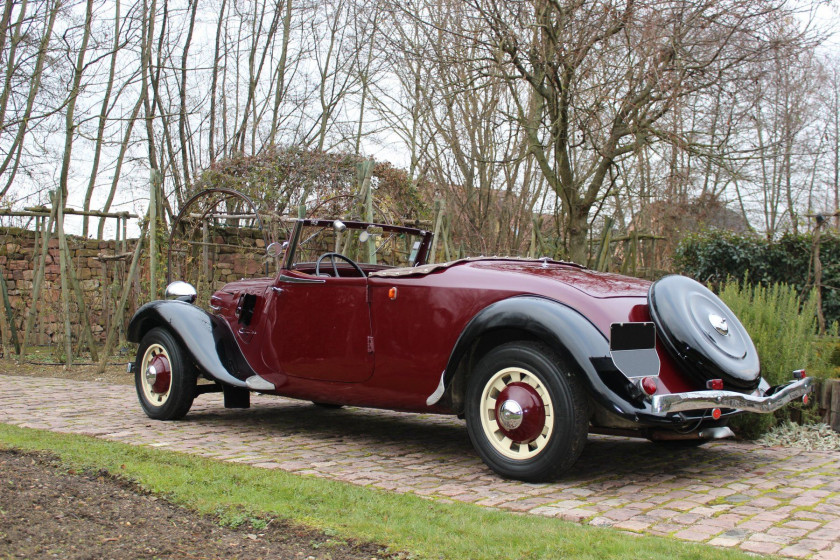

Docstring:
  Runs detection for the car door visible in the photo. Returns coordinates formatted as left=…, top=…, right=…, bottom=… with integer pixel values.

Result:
left=260, top=270, right=374, bottom=382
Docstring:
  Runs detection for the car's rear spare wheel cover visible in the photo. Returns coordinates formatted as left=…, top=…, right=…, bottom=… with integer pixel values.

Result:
left=648, top=275, right=760, bottom=390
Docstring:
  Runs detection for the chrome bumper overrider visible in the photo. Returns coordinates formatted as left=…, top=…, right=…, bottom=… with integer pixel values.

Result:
left=650, top=377, right=813, bottom=414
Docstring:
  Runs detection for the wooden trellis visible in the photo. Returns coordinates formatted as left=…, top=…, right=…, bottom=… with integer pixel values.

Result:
left=0, top=190, right=137, bottom=365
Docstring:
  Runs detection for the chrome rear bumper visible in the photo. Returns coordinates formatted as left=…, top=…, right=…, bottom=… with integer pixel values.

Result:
left=651, top=377, right=813, bottom=414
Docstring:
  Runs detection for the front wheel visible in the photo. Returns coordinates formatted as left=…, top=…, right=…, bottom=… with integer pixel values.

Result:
left=465, top=342, right=589, bottom=482
left=135, top=327, right=196, bottom=420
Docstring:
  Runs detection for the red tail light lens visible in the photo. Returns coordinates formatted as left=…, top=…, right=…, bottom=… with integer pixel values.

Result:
left=706, top=379, right=724, bottom=390
left=712, top=408, right=722, bottom=420
left=803, top=394, right=810, bottom=405
left=640, top=377, right=658, bottom=395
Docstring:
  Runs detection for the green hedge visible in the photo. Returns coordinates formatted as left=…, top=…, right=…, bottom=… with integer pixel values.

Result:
left=674, top=229, right=840, bottom=326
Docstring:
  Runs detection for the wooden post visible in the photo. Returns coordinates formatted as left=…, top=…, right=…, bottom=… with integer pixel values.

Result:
left=429, top=200, right=444, bottom=264
left=441, top=214, right=452, bottom=262
left=594, top=217, right=614, bottom=272
left=149, top=170, right=158, bottom=301
left=363, top=162, right=375, bottom=264
left=0, top=269, right=20, bottom=355
left=121, top=215, right=127, bottom=252
left=101, top=258, right=110, bottom=346
left=813, top=216, right=826, bottom=334
left=98, top=222, right=148, bottom=373
left=20, top=198, right=58, bottom=358
left=56, top=212, right=99, bottom=362
left=119, top=215, right=128, bottom=346
left=56, top=191, right=73, bottom=365
left=829, top=379, right=840, bottom=432
left=803, top=212, right=840, bottom=334
left=528, top=225, right=536, bottom=258
left=202, top=220, right=209, bottom=284
left=531, top=217, right=548, bottom=258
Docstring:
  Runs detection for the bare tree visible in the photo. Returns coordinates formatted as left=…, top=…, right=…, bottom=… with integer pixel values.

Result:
left=58, top=0, right=94, bottom=202
left=405, top=0, right=809, bottom=262
left=0, top=0, right=60, bottom=199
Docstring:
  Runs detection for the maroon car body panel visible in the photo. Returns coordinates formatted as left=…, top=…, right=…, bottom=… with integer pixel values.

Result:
left=206, top=253, right=695, bottom=412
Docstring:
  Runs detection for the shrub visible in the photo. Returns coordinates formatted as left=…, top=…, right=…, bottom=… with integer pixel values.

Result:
left=716, top=279, right=836, bottom=438
left=674, top=229, right=840, bottom=326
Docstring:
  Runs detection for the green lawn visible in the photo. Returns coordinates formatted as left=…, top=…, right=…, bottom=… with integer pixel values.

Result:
left=0, top=423, right=767, bottom=560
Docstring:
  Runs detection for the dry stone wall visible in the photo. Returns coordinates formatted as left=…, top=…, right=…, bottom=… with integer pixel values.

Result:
left=0, top=226, right=271, bottom=349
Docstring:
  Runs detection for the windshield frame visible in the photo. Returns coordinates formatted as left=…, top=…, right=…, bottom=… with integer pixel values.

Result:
left=282, top=218, right=433, bottom=272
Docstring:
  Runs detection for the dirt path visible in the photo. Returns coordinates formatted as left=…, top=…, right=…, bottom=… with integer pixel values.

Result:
left=0, top=448, right=391, bottom=560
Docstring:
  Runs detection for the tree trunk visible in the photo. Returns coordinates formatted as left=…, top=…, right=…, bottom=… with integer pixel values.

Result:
left=83, top=0, right=122, bottom=237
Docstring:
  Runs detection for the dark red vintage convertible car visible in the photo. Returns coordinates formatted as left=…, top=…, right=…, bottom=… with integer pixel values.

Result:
left=128, top=218, right=812, bottom=481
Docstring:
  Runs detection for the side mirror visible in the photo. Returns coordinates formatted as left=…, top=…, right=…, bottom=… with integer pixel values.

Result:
left=266, top=241, right=287, bottom=258
left=164, top=281, right=197, bottom=304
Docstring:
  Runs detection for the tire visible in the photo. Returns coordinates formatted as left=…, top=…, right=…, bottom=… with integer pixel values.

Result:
left=465, top=341, right=589, bottom=482
left=135, top=327, right=196, bottom=420
left=649, top=275, right=760, bottom=390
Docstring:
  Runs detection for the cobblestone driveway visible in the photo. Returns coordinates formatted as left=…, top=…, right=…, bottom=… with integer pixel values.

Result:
left=1, top=374, right=839, bottom=559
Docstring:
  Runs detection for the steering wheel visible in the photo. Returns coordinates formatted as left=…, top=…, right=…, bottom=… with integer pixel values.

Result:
left=315, top=252, right=365, bottom=278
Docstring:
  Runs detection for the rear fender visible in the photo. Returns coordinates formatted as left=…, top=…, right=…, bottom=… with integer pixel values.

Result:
left=438, top=296, right=644, bottom=419
left=128, top=300, right=251, bottom=388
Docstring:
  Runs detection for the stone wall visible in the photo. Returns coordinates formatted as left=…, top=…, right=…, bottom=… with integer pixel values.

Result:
left=0, top=226, right=273, bottom=350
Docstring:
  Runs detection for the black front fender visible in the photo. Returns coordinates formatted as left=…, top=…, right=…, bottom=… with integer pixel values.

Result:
left=128, top=301, right=251, bottom=388
left=440, top=296, right=647, bottom=421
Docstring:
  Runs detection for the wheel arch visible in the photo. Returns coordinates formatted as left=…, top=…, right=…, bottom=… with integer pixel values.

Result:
left=128, top=301, right=250, bottom=388
left=437, top=296, right=620, bottom=416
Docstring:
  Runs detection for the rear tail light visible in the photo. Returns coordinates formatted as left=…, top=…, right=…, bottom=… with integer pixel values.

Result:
left=712, top=408, right=722, bottom=420
left=706, top=379, right=724, bottom=390
left=640, top=377, right=658, bottom=395
left=793, top=369, right=806, bottom=380
left=803, top=394, right=810, bottom=405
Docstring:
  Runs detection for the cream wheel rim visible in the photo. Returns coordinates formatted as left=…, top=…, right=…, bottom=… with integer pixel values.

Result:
left=479, top=366, right=553, bottom=460
left=139, top=343, right=172, bottom=406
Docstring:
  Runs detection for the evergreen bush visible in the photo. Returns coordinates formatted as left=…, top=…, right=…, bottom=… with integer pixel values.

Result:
left=717, top=279, right=835, bottom=438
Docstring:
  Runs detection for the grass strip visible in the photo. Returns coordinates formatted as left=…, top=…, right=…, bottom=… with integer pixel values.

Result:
left=0, top=423, right=765, bottom=560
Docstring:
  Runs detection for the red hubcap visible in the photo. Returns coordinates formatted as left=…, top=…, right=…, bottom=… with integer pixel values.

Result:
left=494, top=382, right=546, bottom=444
left=149, top=354, right=171, bottom=394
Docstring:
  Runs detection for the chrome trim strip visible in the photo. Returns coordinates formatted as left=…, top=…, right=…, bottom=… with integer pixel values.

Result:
left=245, top=375, right=276, bottom=391
left=426, top=371, right=446, bottom=406
left=651, top=377, right=812, bottom=414
left=277, top=273, right=325, bottom=284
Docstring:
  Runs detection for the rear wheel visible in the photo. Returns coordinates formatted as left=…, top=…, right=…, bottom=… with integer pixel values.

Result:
left=135, top=327, right=196, bottom=420
left=465, top=342, right=589, bottom=482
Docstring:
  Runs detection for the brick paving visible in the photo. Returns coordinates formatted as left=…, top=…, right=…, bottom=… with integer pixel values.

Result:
left=1, top=373, right=839, bottom=559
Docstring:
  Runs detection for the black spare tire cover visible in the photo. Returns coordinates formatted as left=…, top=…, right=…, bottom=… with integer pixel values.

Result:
left=648, top=275, right=760, bottom=391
